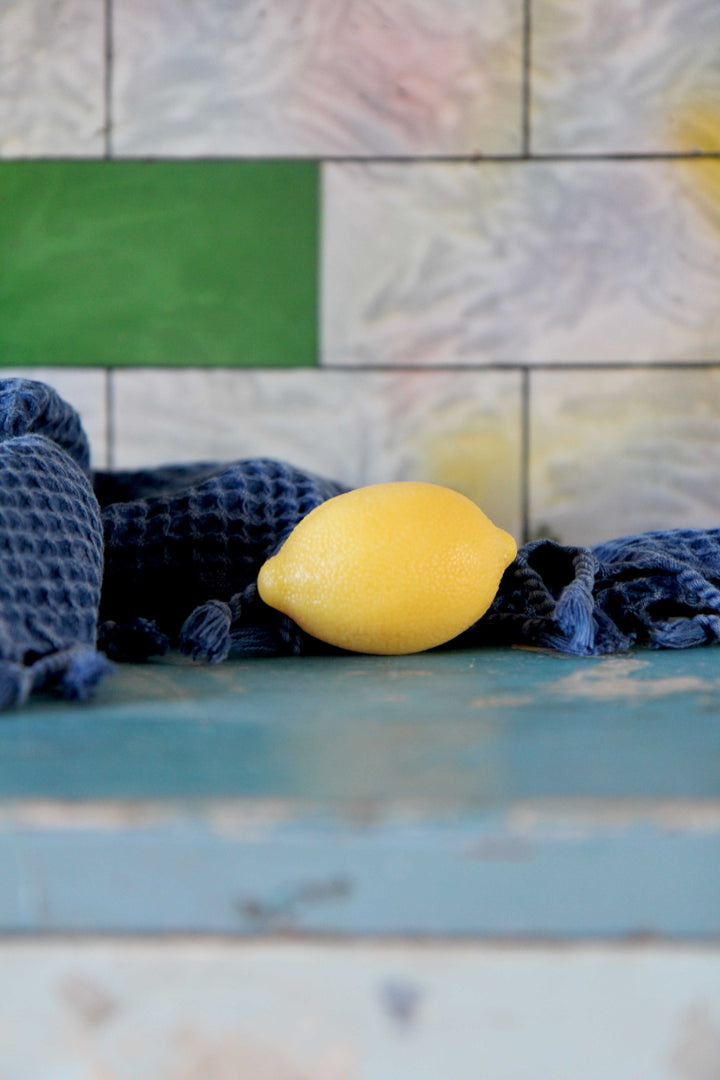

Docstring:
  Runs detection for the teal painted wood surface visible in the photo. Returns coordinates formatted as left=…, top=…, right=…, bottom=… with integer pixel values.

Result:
left=0, top=801, right=719, bottom=936
left=0, top=648, right=718, bottom=802
left=0, top=161, right=318, bottom=366
left=1, top=647, right=718, bottom=937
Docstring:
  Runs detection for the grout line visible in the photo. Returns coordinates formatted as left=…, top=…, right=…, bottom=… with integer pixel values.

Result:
left=520, top=368, right=531, bottom=545
left=123, top=361, right=720, bottom=372
left=14, top=361, right=720, bottom=374
left=85, top=359, right=720, bottom=373
left=9, top=152, right=720, bottom=166
left=316, top=150, right=720, bottom=164
left=103, top=0, right=114, bottom=158
left=319, top=360, right=720, bottom=372
left=105, top=368, right=115, bottom=470
left=521, top=0, right=532, bottom=157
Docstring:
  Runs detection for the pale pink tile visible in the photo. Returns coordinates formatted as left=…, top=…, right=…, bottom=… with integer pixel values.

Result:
left=113, top=0, right=522, bottom=156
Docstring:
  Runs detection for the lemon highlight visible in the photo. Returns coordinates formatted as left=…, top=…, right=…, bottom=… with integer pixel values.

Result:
left=257, top=481, right=517, bottom=655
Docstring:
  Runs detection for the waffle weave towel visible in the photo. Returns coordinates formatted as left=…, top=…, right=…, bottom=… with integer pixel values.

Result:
left=95, top=454, right=720, bottom=659
left=97, top=458, right=346, bottom=663
left=462, top=531, right=720, bottom=655
left=0, top=379, right=111, bottom=709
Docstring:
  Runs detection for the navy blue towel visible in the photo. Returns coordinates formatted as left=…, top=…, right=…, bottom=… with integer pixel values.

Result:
left=461, top=531, right=720, bottom=655
left=97, top=458, right=346, bottom=663
left=96, top=449, right=720, bottom=659
left=0, top=376, right=92, bottom=474
left=0, top=379, right=111, bottom=709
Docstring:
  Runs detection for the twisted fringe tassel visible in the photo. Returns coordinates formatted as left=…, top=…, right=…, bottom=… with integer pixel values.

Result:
left=180, top=587, right=255, bottom=663
left=547, top=548, right=597, bottom=655
left=180, top=584, right=310, bottom=662
left=0, top=646, right=113, bottom=712
left=552, top=582, right=596, bottom=654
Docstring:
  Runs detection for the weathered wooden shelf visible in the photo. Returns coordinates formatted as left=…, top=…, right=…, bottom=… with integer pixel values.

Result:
left=1, top=647, right=718, bottom=938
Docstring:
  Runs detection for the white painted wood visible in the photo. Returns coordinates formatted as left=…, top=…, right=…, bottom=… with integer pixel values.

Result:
left=112, top=0, right=523, bottom=157
left=322, top=160, right=720, bottom=365
left=0, top=940, right=718, bottom=1080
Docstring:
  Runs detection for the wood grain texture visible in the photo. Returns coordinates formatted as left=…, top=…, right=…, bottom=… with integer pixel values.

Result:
left=112, top=0, right=523, bottom=157
left=532, top=0, right=720, bottom=154
left=112, top=368, right=522, bottom=537
left=1, top=940, right=719, bottom=1079
left=322, top=160, right=720, bottom=366
left=0, top=0, right=104, bottom=157
left=530, top=369, right=720, bottom=545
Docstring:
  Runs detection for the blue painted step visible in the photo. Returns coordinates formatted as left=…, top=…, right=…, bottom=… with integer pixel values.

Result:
left=0, top=647, right=718, bottom=937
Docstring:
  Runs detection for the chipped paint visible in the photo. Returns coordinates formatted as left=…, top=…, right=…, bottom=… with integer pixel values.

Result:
left=1, top=941, right=720, bottom=1080
left=1, top=809, right=719, bottom=935
left=547, top=657, right=715, bottom=701
left=379, top=978, right=424, bottom=1026
left=669, top=1003, right=720, bottom=1080
left=507, top=800, right=720, bottom=832
left=164, top=1028, right=353, bottom=1080
left=0, top=649, right=718, bottom=937
left=236, top=875, right=355, bottom=931
left=464, top=835, right=534, bottom=860
left=57, top=974, right=118, bottom=1027
left=3, top=797, right=720, bottom=832
left=471, top=693, right=534, bottom=708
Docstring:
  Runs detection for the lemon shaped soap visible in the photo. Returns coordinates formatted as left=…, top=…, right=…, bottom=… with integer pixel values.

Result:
left=257, top=481, right=517, bottom=655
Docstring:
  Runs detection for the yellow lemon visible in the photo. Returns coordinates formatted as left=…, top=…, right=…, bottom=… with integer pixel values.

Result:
left=257, top=481, right=517, bottom=655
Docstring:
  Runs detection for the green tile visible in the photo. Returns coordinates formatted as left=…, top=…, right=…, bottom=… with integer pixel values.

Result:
left=0, top=161, right=318, bottom=367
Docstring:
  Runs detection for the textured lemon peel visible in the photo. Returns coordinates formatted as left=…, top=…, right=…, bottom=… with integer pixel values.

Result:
left=257, top=481, right=517, bottom=655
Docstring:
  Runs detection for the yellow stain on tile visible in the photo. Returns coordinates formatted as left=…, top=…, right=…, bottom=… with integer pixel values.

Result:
left=463, top=36, right=524, bottom=155
left=671, top=103, right=720, bottom=226
left=672, top=101, right=720, bottom=153
left=419, top=427, right=518, bottom=532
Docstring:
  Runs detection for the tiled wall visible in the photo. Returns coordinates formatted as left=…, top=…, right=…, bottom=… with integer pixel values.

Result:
left=2, top=0, right=720, bottom=545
